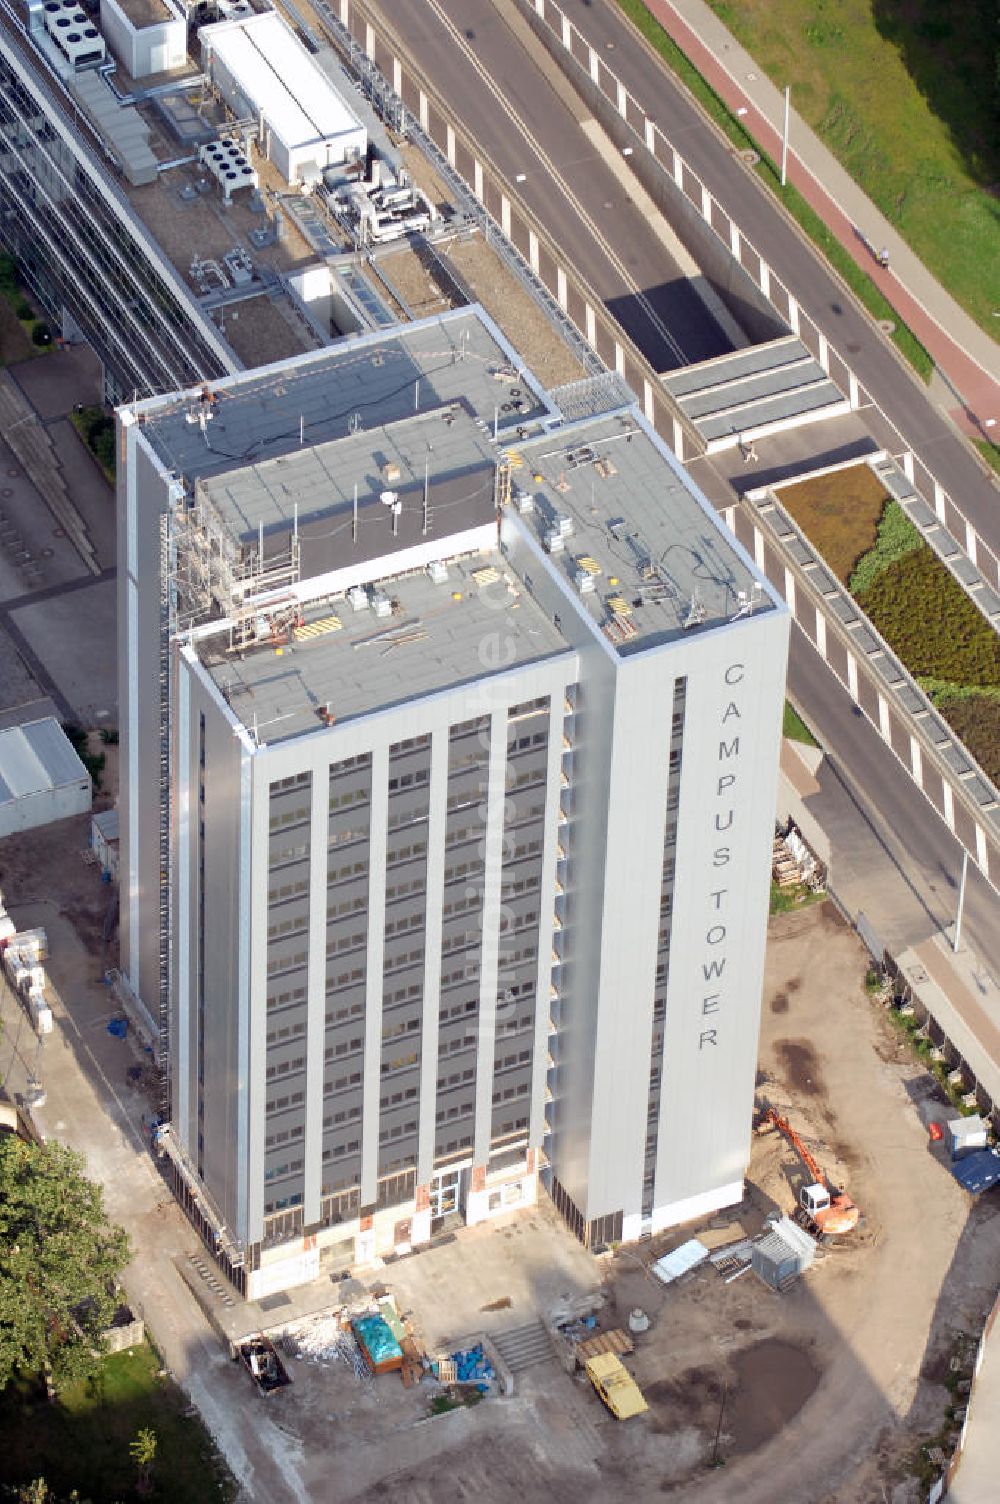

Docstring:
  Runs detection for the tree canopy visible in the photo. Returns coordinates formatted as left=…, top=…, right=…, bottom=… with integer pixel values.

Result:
left=0, top=1136, right=131, bottom=1392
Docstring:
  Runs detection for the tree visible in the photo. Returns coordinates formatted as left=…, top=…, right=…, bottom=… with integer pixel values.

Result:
left=129, top=1428, right=157, bottom=1496
left=13, top=1480, right=89, bottom=1503
left=0, top=1137, right=130, bottom=1393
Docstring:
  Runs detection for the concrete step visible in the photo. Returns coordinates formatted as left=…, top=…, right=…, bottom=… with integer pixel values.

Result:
left=0, top=374, right=100, bottom=576
left=490, top=1320, right=554, bottom=1372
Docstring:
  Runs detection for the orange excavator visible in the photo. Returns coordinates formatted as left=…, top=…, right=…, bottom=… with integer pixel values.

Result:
left=762, top=1107, right=861, bottom=1237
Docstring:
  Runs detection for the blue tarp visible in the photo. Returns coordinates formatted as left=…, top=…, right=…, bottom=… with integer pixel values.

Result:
left=107, top=1017, right=128, bottom=1038
left=950, top=1149, right=1000, bottom=1195
left=450, top=1343, right=494, bottom=1390
left=353, top=1315, right=402, bottom=1366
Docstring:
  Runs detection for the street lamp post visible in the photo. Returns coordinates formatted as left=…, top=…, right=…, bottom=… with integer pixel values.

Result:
left=781, top=86, right=790, bottom=187
left=953, top=848, right=969, bottom=953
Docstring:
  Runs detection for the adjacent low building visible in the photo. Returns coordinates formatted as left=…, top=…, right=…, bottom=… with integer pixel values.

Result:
left=0, top=718, right=91, bottom=838
left=118, top=306, right=789, bottom=1294
left=199, top=11, right=368, bottom=186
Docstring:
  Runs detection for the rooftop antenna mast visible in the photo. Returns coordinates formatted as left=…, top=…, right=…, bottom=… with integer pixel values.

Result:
left=422, top=459, right=430, bottom=536
left=353, top=482, right=358, bottom=543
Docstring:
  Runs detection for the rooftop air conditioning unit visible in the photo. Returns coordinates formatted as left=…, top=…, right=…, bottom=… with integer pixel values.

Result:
left=427, top=559, right=449, bottom=584
left=554, top=513, right=574, bottom=538
left=544, top=528, right=565, bottom=554
left=514, top=489, right=534, bottom=515
left=574, top=569, right=596, bottom=595
left=348, top=585, right=368, bottom=612
left=370, top=591, right=392, bottom=618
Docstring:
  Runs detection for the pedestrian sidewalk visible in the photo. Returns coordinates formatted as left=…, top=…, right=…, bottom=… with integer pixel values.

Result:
left=639, top=0, right=1000, bottom=437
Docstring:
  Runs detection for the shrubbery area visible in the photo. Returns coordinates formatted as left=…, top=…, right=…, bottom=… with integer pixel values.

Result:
left=782, top=467, right=1000, bottom=783
left=849, top=501, right=1000, bottom=781
left=0, top=254, right=53, bottom=355
left=69, top=404, right=116, bottom=482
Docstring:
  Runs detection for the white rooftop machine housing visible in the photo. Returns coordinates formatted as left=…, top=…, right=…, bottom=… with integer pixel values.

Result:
left=43, top=0, right=105, bottom=70
left=199, top=11, right=368, bottom=187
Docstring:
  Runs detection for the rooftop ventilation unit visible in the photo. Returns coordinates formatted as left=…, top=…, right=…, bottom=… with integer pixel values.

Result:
left=544, top=528, right=566, bottom=555
left=370, top=590, right=392, bottom=618
left=514, top=489, right=534, bottom=515
left=44, top=0, right=105, bottom=69
left=427, top=559, right=449, bottom=585
left=574, top=569, right=596, bottom=595
left=347, top=585, right=368, bottom=612
left=198, top=140, right=258, bottom=205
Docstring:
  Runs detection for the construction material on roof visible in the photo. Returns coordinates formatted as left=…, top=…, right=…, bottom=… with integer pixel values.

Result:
left=199, top=11, right=367, bottom=186
left=0, top=718, right=91, bottom=839
left=651, top=1237, right=709, bottom=1285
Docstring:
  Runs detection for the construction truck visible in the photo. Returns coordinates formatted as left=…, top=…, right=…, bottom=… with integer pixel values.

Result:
left=584, top=1351, right=648, bottom=1419
left=762, top=1108, right=861, bottom=1238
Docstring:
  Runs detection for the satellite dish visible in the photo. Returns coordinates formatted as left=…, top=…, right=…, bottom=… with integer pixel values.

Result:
left=380, top=490, right=398, bottom=508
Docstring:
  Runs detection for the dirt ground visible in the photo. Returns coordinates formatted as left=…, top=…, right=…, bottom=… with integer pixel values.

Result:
left=0, top=801, right=117, bottom=968
left=245, top=902, right=1000, bottom=1504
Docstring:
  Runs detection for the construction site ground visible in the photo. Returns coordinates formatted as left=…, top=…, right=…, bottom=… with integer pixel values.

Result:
left=238, top=900, right=998, bottom=1504
left=4, top=831, right=996, bottom=1503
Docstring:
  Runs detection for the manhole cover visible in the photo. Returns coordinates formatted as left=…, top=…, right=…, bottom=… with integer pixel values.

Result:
left=0, top=488, right=11, bottom=498
left=739, top=148, right=760, bottom=166
left=40, top=547, right=53, bottom=558
left=7, top=467, right=19, bottom=478
left=877, top=318, right=896, bottom=335
left=53, top=527, right=65, bottom=538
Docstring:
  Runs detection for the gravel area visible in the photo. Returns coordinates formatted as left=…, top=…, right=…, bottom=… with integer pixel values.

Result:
left=447, top=235, right=585, bottom=387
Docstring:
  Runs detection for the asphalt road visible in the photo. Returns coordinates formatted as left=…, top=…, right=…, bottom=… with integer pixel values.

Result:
left=552, top=0, right=1000, bottom=553
left=786, top=627, right=1000, bottom=979
left=367, top=0, right=732, bottom=370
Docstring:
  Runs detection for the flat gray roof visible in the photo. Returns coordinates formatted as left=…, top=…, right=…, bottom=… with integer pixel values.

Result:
left=0, top=718, right=88, bottom=805
left=197, top=404, right=499, bottom=553
left=509, top=412, right=769, bottom=648
left=662, top=335, right=847, bottom=446
left=137, top=309, right=552, bottom=498
left=198, top=547, right=571, bottom=741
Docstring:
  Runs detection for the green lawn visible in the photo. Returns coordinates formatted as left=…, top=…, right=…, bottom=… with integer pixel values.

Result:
left=612, top=0, right=934, bottom=380
left=782, top=699, right=818, bottom=746
left=0, top=1341, right=236, bottom=1503
left=704, top=0, right=1000, bottom=337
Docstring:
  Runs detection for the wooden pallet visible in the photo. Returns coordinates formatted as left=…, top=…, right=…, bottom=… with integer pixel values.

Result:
left=577, top=1327, right=634, bottom=1361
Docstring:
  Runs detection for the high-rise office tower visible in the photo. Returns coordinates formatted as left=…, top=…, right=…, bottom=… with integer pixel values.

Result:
left=118, top=307, right=788, bottom=1295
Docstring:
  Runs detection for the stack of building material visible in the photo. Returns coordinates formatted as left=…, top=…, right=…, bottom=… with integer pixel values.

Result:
left=772, top=820, right=826, bottom=892
left=1, top=921, right=51, bottom=1035
left=576, top=1328, right=634, bottom=1362
left=651, top=1238, right=709, bottom=1285
left=772, top=834, right=799, bottom=889
left=352, top=1314, right=403, bottom=1375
